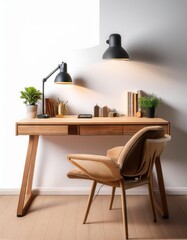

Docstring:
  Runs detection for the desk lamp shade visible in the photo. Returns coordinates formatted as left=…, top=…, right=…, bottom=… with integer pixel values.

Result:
left=102, top=34, right=129, bottom=59
left=55, top=63, right=72, bottom=84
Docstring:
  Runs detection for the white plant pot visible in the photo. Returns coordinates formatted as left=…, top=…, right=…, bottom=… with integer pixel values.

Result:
left=26, top=105, right=38, bottom=118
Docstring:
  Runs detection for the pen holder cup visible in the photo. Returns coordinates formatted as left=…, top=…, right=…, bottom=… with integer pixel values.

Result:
left=56, top=103, right=67, bottom=118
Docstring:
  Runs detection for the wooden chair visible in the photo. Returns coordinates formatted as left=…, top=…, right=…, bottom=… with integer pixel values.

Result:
left=67, top=126, right=171, bottom=239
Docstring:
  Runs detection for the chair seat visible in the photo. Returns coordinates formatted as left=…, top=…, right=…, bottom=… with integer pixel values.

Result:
left=68, top=168, right=121, bottom=187
left=67, top=168, right=90, bottom=179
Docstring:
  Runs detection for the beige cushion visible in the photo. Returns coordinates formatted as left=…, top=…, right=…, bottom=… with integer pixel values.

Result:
left=67, top=168, right=90, bottom=179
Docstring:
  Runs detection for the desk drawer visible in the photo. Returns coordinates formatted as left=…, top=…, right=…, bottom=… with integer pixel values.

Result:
left=80, top=125, right=123, bottom=135
left=17, top=125, right=68, bottom=135
left=123, top=124, right=169, bottom=134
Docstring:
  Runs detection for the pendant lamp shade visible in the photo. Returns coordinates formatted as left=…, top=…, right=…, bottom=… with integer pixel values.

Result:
left=102, top=34, right=129, bottom=59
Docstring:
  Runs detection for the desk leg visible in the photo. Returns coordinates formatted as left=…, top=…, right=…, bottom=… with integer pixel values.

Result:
left=155, top=157, right=169, bottom=218
left=17, top=135, right=39, bottom=217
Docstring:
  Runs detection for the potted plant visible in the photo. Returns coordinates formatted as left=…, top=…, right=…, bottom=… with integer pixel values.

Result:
left=20, top=86, right=42, bottom=118
left=138, top=93, right=160, bottom=118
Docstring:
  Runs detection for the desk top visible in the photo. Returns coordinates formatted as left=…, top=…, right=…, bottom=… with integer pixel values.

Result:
left=16, top=116, right=170, bottom=136
left=16, top=115, right=169, bottom=125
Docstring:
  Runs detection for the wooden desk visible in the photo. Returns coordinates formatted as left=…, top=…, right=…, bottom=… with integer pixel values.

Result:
left=16, top=116, right=170, bottom=217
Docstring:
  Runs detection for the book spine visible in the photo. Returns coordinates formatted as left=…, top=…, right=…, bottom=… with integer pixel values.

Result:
left=127, top=92, right=131, bottom=116
left=137, top=90, right=142, bottom=112
left=133, top=93, right=138, bottom=116
left=130, top=92, right=134, bottom=117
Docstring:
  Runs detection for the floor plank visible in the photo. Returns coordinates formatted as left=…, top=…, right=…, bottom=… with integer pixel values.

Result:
left=0, top=195, right=186, bottom=240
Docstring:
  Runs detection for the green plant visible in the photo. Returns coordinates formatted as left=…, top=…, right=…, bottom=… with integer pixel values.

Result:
left=20, top=86, right=42, bottom=105
left=139, top=93, right=160, bottom=109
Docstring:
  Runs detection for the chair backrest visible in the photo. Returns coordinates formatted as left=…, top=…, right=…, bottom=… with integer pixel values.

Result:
left=117, top=126, right=168, bottom=177
left=137, top=135, right=171, bottom=178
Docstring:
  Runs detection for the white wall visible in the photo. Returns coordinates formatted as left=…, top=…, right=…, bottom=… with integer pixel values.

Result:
left=1, top=0, right=187, bottom=195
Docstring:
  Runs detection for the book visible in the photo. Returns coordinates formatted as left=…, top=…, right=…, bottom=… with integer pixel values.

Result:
left=127, top=92, right=131, bottom=116
left=133, top=92, right=138, bottom=116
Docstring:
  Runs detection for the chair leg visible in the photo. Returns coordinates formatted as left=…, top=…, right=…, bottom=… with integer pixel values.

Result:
left=83, top=180, right=97, bottom=224
left=109, top=187, right=116, bottom=210
left=119, top=179, right=129, bottom=239
left=148, top=178, right=157, bottom=222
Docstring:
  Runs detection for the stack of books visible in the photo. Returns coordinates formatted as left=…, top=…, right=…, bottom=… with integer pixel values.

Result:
left=127, top=90, right=143, bottom=117
left=45, top=98, right=58, bottom=117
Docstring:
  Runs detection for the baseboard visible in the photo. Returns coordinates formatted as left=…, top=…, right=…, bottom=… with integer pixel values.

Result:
left=0, top=186, right=187, bottom=195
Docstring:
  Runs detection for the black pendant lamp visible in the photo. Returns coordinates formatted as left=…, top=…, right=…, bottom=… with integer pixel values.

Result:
left=102, top=34, right=129, bottom=59
left=37, top=62, right=72, bottom=118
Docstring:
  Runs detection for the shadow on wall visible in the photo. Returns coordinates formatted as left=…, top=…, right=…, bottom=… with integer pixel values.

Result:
left=129, top=46, right=164, bottom=65
left=159, top=101, right=187, bottom=173
left=73, top=77, right=88, bottom=88
left=128, top=23, right=187, bottom=73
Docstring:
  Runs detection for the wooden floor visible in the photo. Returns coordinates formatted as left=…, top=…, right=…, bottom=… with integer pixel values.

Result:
left=0, top=195, right=186, bottom=240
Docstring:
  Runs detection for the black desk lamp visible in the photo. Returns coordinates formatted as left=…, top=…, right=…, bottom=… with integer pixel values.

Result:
left=37, top=62, right=72, bottom=118
left=102, top=34, right=129, bottom=59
